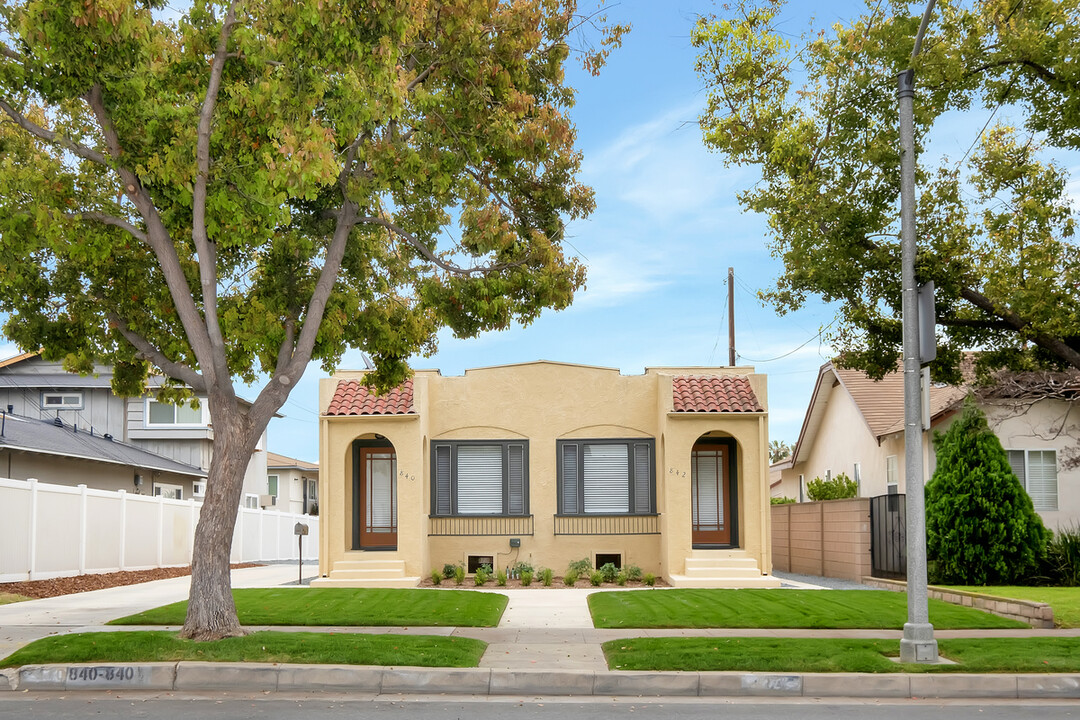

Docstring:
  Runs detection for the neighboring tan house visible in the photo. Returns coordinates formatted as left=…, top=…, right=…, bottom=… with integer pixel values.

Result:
left=777, top=360, right=1079, bottom=530
left=0, top=351, right=268, bottom=502
left=266, top=452, right=319, bottom=515
left=314, top=360, right=778, bottom=588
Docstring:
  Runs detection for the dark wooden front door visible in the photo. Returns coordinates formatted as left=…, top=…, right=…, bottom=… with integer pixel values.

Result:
left=692, top=443, right=731, bottom=546
left=359, top=447, right=397, bottom=548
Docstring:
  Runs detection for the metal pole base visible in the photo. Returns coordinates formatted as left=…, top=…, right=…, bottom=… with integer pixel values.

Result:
left=900, top=622, right=939, bottom=663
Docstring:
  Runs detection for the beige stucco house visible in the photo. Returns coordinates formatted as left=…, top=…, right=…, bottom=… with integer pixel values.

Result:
left=314, top=361, right=779, bottom=588
left=777, top=360, right=1078, bottom=531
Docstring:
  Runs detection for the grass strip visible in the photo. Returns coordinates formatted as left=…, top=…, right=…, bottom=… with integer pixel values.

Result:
left=938, top=586, right=1080, bottom=629
left=0, top=631, right=486, bottom=669
left=110, top=588, right=508, bottom=627
left=601, top=637, right=1080, bottom=673
left=588, top=589, right=1026, bottom=629
left=0, top=593, right=31, bottom=606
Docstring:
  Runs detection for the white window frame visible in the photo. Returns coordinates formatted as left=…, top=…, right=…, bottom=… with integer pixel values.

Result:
left=886, top=455, right=898, bottom=495
left=267, top=474, right=279, bottom=498
left=853, top=462, right=861, bottom=495
left=798, top=473, right=805, bottom=503
left=153, top=482, right=183, bottom=500
left=192, top=480, right=206, bottom=498
left=1007, top=449, right=1059, bottom=511
left=145, top=397, right=207, bottom=428
left=244, top=493, right=259, bottom=509
left=41, top=391, right=83, bottom=409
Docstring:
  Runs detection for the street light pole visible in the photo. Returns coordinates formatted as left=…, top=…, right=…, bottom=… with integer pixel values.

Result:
left=897, top=0, right=939, bottom=664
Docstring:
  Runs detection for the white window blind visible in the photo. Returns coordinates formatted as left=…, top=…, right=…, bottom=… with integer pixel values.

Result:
left=583, top=444, right=629, bottom=513
left=886, top=455, right=898, bottom=494
left=367, top=452, right=396, bottom=530
left=692, top=450, right=722, bottom=530
left=1009, top=449, right=1058, bottom=511
left=456, top=445, right=504, bottom=514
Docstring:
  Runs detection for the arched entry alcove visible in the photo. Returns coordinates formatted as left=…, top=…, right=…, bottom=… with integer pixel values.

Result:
left=351, top=434, right=397, bottom=550
left=691, top=432, right=739, bottom=549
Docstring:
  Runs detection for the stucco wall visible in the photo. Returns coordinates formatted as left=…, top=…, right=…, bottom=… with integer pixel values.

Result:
left=319, top=362, right=771, bottom=582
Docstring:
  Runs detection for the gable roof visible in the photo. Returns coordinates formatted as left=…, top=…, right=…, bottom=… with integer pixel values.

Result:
left=266, top=451, right=318, bottom=472
left=672, top=376, right=764, bottom=413
left=0, top=413, right=206, bottom=477
left=326, top=378, right=415, bottom=416
left=790, top=360, right=967, bottom=463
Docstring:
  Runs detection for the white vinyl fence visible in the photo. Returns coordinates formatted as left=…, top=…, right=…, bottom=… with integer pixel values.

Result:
left=0, top=476, right=319, bottom=583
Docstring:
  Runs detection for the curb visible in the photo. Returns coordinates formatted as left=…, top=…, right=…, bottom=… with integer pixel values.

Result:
left=4, top=663, right=1080, bottom=699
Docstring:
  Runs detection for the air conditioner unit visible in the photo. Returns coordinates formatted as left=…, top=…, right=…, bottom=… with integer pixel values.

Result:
left=258, top=494, right=277, bottom=508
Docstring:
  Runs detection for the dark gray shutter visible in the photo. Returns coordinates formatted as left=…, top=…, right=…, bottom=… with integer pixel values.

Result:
left=508, top=443, right=525, bottom=515
left=633, top=442, right=652, bottom=513
left=561, top=443, right=579, bottom=514
left=435, top=444, right=452, bottom=515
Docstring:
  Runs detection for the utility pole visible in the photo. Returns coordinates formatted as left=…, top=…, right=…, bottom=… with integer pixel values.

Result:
left=728, top=267, right=736, bottom=366
left=897, top=0, right=939, bottom=664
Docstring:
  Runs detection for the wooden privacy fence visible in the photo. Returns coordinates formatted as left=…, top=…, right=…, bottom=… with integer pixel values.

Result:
left=771, top=498, right=871, bottom=582
left=0, top=476, right=319, bottom=583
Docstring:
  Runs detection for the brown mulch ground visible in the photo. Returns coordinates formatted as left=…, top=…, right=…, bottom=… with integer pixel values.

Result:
left=418, top=576, right=668, bottom=590
left=0, top=563, right=261, bottom=600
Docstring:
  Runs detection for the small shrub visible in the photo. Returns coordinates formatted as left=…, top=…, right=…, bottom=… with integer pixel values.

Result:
left=563, top=569, right=578, bottom=586
left=496, top=570, right=508, bottom=586
left=589, top=570, right=603, bottom=587
left=771, top=496, right=796, bottom=505
left=442, top=564, right=457, bottom=579
left=599, top=562, right=618, bottom=583
left=540, top=567, right=553, bottom=586
left=430, top=569, right=442, bottom=586
left=520, top=570, right=533, bottom=586
left=474, top=565, right=491, bottom=586
left=454, top=565, right=465, bottom=586
left=1044, top=525, right=1080, bottom=586
left=567, top=557, right=592, bottom=575
left=643, top=573, right=656, bottom=587
left=511, top=561, right=534, bottom=579
left=616, top=572, right=627, bottom=586
left=806, top=472, right=857, bottom=501
left=623, top=565, right=642, bottom=582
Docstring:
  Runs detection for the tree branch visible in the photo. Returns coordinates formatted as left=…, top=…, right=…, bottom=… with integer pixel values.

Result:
left=109, top=313, right=207, bottom=393
left=68, top=212, right=148, bottom=243
left=358, top=215, right=523, bottom=276
left=0, top=98, right=109, bottom=165
left=960, top=286, right=1080, bottom=370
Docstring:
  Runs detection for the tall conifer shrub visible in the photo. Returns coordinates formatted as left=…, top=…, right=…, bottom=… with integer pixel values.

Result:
left=926, top=398, right=1048, bottom=585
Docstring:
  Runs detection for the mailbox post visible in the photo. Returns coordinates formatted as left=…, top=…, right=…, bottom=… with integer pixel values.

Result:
left=294, top=522, right=309, bottom=585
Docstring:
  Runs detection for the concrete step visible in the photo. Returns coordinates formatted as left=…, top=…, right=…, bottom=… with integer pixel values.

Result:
left=309, top=576, right=421, bottom=589
left=667, top=574, right=782, bottom=589
left=683, top=566, right=765, bottom=579
left=688, top=548, right=752, bottom=559
left=685, top=557, right=759, bottom=571
left=330, top=559, right=406, bottom=572
left=326, top=568, right=408, bottom=581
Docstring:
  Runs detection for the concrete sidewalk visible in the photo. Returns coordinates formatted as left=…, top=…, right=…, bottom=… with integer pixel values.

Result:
left=2, top=567, right=1080, bottom=698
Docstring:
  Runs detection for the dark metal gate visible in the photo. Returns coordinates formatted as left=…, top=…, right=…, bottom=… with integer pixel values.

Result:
left=870, top=493, right=907, bottom=579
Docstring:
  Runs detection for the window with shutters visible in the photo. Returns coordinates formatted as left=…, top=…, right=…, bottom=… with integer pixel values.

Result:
left=556, top=439, right=655, bottom=515
left=1007, top=449, right=1058, bottom=511
left=430, top=440, right=529, bottom=516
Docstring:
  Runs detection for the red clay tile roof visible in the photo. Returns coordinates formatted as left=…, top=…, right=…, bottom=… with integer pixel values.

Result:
left=672, top=375, right=763, bottom=413
left=326, top=379, right=414, bottom=416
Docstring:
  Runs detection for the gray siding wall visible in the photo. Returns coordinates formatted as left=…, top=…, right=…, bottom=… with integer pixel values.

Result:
left=130, top=438, right=211, bottom=471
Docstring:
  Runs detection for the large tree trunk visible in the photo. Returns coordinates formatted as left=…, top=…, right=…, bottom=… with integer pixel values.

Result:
left=180, top=402, right=256, bottom=641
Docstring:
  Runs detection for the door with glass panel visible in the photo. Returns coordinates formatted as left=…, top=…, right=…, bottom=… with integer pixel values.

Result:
left=692, top=443, right=730, bottom=546
left=359, top=447, right=397, bottom=548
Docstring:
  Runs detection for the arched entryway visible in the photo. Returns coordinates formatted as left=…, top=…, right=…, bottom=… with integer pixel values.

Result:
left=691, top=434, right=738, bottom=548
left=352, top=436, right=397, bottom=550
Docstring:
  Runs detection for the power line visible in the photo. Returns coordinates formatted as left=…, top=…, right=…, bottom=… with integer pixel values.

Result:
left=735, top=319, right=836, bottom=364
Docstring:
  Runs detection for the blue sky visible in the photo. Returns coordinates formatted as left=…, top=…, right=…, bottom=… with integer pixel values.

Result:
left=4, top=1, right=1076, bottom=465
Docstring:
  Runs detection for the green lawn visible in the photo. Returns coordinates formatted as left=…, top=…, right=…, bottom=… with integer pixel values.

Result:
left=602, top=637, right=1080, bottom=673
left=0, top=592, right=31, bottom=606
left=0, top=631, right=486, bottom=669
left=110, top=588, right=507, bottom=627
left=588, top=589, right=1027, bottom=629
left=939, top=586, right=1080, bottom=628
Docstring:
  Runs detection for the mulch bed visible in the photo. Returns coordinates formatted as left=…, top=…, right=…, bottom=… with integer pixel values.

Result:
left=0, top=563, right=261, bottom=600
left=419, top=576, right=668, bottom=590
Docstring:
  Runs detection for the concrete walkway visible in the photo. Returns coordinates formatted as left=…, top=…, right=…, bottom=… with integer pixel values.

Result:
left=3, top=567, right=1080, bottom=698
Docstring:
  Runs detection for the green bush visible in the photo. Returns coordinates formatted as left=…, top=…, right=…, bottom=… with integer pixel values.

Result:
left=511, top=561, right=534, bottom=578
left=496, top=570, right=507, bottom=586
left=1044, top=525, right=1080, bottom=586
left=567, top=557, right=592, bottom=575
left=540, top=567, right=553, bottom=586
left=442, top=564, right=457, bottom=579
left=623, top=565, right=642, bottom=581
left=643, top=572, right=656, bottom=587
left=806, top=473, right=857, bottom=501
left=599, top=563, right=619, bottom=583
left=926, top=398, right=1049, bottom=585
left=474, top=565, right=491, bottom=586
left=615, top=572, right=627, bottom=586
left=430, top=569, right=442, bottom=586
left=454, top=565, right=466, bottom=586
left=563, top=569, right=578, bottom=586
left=589, top=571, right=603, bottom=587
left=771, top=496, right=796, bottom=505
left=520, top=570, right=533, bottom=586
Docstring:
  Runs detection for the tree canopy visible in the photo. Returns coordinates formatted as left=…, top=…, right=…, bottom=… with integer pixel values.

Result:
left=0, top=0, right=625, bottom=639
left=692, top=0, right=1080, bottom=382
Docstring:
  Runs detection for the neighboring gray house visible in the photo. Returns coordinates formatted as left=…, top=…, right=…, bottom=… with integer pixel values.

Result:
left=0, top=351, right=268, bottom=501
left=266, top=452, right=319, bottom=515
